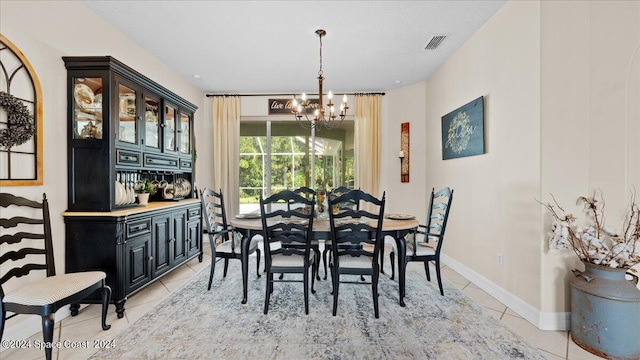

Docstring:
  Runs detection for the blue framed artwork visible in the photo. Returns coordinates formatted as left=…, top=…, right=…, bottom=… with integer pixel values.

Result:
left=441, top=96, right=484, bottom=160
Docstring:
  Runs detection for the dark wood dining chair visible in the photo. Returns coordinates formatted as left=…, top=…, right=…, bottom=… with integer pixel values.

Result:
left=0, top=193, right=111, bottom=360
left=322, top=186, right=359, bottom=280
left=260, top=190, right=316, bottom=314
left=328, top=189, right=386, bottom=318
left=291, top=186, right=322, bottom=280
left=200, top=188, right=260, bottom=302
left=390, top=187, right=453, bottom=296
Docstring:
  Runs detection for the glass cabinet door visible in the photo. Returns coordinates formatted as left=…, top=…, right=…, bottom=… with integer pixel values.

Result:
left=118, top=84, right=138, bottom=144
left=179, top=112, right=190, bottom=154
left=164, top=105, right=176, bottom=152
left=73, top=77, right=103, bottom=139
left=144, top=96, right=160, bottom=149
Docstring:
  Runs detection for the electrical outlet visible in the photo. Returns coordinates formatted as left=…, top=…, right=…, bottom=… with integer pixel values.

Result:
left=497, top=252, right=504, bottom=267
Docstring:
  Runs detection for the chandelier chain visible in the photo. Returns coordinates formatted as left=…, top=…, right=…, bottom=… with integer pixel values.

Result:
left=318, top=34, right=323, bottom=77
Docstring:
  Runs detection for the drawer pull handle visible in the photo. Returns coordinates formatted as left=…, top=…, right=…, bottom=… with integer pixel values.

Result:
left=130, top=224, right=147, bottom=232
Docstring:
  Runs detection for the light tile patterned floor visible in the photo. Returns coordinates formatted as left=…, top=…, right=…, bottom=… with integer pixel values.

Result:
left=1, top=245, right=605, bottom=360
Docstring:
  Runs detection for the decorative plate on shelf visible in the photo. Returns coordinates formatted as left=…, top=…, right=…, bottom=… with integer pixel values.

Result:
left=74, top=83, right=95, bottom=111
left=385, top=214, right=416, bottom=220
left=235, top=213, right=260, bottom=219
left=119, top=93, right=136, bottom=117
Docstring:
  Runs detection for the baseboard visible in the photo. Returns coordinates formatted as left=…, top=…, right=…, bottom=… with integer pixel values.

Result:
left=441, top=254, right=570, bottom=331
left=0, top=306, right=73, bottom=352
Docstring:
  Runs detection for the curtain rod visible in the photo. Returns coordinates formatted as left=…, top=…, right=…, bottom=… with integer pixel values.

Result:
left=205, top=92, right=385, bottom=97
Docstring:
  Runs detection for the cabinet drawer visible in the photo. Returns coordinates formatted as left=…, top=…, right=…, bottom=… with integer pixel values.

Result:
left=179, top=159, right=192, bottom=170
left=144, top=154, right=179, bottom=169
left=187, top=206, right=201, bottom=221
left=116, top=149, right=142, bottom=167
left=127, top=218, right=151, bottom=238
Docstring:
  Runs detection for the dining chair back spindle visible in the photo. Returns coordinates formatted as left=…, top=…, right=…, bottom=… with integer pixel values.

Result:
left=328, top=189, right=386, bottom=318
left=200, top=188, right=261, bottom=303
left=390, top=187, right=453, bottom=296
left=260, top=190, right=316, bottom=314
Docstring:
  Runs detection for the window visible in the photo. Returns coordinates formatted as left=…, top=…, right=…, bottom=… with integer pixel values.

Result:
left=239, top=120, right=354, bottom=213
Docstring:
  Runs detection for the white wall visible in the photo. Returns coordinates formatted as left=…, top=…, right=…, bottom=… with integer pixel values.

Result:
left=540, top=0, right=640, bottom=313
left=383, top=0, right=640, bottom=330
left=1, top=0, right=208, bottom=343
left=382, top=83, right=427, bottom=217
left=422, top=0, right=543, bottom=311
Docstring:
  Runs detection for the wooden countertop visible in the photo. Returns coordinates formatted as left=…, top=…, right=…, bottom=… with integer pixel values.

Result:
left=229, top=217, right=419, bottom=233
left=63, top=198, right=200, bottom=217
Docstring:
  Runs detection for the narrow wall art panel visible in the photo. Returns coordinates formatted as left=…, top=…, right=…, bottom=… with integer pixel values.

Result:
left=401, top=122, right=409, bottom=182
left=441, top=96, right=484, bottom=160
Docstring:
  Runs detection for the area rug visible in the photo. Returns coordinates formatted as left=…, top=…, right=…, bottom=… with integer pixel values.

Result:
left=92, top=259, right=545, bottom=359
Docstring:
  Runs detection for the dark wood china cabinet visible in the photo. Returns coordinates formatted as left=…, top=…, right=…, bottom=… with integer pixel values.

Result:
left=62, top=56, right=201, bottom=318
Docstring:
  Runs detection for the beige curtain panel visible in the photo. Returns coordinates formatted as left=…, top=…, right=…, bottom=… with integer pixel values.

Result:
left=212, top=96, right=241, bottom=217
left=354, top=94, right=381, bottom=199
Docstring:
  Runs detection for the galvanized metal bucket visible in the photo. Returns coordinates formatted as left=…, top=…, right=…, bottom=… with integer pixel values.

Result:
left=570, top=262, right=640, bottom=359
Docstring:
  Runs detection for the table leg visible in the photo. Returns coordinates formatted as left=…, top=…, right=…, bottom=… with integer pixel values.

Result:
left=395, top=236, right=406, bottom=307
left=241, top=230, right=250, bottom=304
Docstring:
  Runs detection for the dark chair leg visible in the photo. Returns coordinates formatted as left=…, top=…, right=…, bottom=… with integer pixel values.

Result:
left=41, top=313, right=55, bottom=360
left=314, top=249, right=321, bottom=281
left=241, top=256, right=250, bottom=304
left=425, top=260, right=431, bottom=281
left=311, top=262, right=316, bottom=294
left=70, top=303, right=80, bottom=316
left=256, top=249, right=262, bottom=278
left=100, top=284, right=112, bottom=330
left=332, top=275, right=339, bottom=316
left=373, top=269, right=380, bottom=319
left=435, top=260, right=444, bottom=296
left=269, top=273, right=274, bottom=294
left=0, top=302, right=5, bottom=340
left=207, top=256, right=216, bottom=290
left=264, top=273, right=271, bottom=314
left=390, top=251, right=395, bottom=280
left=303, top=270, right=310, bottom=315
left=223, top=258, right=230, bottom=278
left=322, top=249, right=329, bottom=280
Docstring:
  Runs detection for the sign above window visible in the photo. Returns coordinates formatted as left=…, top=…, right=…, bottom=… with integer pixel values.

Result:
left=268, top=98, right=319, bottom=115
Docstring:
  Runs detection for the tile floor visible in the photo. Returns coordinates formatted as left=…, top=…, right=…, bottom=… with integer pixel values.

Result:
left=1, top=245, right=605, bottom=360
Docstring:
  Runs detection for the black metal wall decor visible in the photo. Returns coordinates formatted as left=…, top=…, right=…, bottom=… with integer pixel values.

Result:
left=441, top=96, right=484, bottom=160
left=0, top=34, right=43, bottom=185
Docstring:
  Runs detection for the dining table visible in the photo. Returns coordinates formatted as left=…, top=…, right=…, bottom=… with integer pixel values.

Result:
left=229, top=215, right=419, bottom=306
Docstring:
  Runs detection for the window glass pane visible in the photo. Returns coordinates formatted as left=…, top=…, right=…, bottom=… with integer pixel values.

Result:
left=144, top=97, right=160, bottom=148
left=118, top=84, right=137, bottom=143
left=164, top=105, right=176, bottom=151
left=73, top=77, right=103, bottom=139
left=239, top=120, right=354, bottom=213
left=180, top=112, right=190, bottom=153
left=239, top=133, right=265, bottom=213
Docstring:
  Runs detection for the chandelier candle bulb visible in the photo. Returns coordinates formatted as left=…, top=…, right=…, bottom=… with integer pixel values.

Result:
left=399, top=151, right=405, bottom=158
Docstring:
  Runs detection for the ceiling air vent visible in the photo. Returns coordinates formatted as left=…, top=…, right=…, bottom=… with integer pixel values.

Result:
left=423, top=35, right=447, bottom=50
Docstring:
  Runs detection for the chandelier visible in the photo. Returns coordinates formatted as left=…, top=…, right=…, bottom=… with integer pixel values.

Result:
left=292, top=29, right=348, bottom=129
